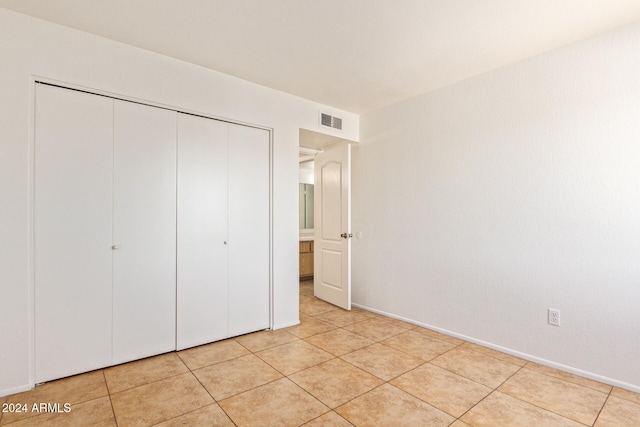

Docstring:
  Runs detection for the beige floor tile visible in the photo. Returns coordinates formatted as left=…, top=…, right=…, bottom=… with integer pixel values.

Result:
left=0, top=396, right=6, bottom=424
left=595, top=395, right=640, bottom=427
left=154, top=404, right=234, bottom=427
left=525, top=361, right=612, bottom=393
left=359, top=310, right=413, bottom=322
left=498, top=368, right=608, bottom=425
left=234, top=329, right=298, bottom=352
left=343, top=318, right=411, bottom=342
left=414, top=327, right=466, bottom=345
left=612, top=387, right=640, bottom=405
left=300, top=281, right=314, bottom=296
left=286, top=315, right=337, bottom=338
left=431, top=346, right=521, bottom=388
left=219, top=378, right=329, bottom=427
left=104, top=352, right=188, bottom=394
left=304, top=329, right=374, bottom=356
left=177, top=338, right=250, bottom=370
left=381, top=330, right=456, bottom=361
left=461, top=391, right=584, bottom=427
left=3, top=281, right=624, bottom=427
left=340, top=343, right=424, bottom=381
left=110, top=372, right=213, bottom=427
left=391, top=363, right=492, bottom=417
left=300, top=295, right=336, bottom=315
left=335, top=384, right=454, bottom=427
left=313, top=309, right=372, bottom=327
left=289, top=358, right=383, bottom=408
left=370, top=315, right=418, bottom=330
left=348, top=306, right=378, bottom=317
left=2, top=370, right=108, bottom=424
left=193, top=354, right=283, bottom=401
left=3, top=396, right=115, bottom=427
left=302, top=410, right=353, bottom=426
left=257, top=340, right=334, bottom=375
left=459, top=342, right=527, bottom=367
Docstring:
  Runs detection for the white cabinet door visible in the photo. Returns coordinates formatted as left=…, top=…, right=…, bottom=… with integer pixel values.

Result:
left=176, top=114, right=229, bottom=350
left=112, top=101, right=177, bottom=364
left=228, top=125, right=270, bottom=336
left=35, top=84, right=114, bottom=383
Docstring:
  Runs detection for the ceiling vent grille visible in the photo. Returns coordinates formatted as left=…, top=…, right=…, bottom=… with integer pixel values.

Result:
left=320, top=112, right=343, bottom=130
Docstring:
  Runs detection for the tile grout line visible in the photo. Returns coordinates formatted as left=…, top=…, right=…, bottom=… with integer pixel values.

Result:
left=300, top=287, right=631, bottom=426
left=185, top=341, right=285, bottom=405
left=302, top=298, right=474, bottom=423
left=102, top=370, right=120, bottom=427
left=485, top=365, right=599, bottom=427
left=185, top=362, right=237, bottom=426
left=590, top=387, right=613, bottom=427
left=453, top=363, right=527, bottom=424
left=519, top=364, right=614, bottom=395
left=106, top=368, right=191, bottom=396
left=258, top=300, right=390, bottom=425
left=319, top=303, right=613, bottom=425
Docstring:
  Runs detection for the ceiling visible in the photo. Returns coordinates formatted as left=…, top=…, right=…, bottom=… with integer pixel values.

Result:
left=2, top=0, right=640, bottom=114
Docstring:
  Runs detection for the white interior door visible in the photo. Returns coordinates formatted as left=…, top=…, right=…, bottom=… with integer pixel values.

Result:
left=314, top=143, right=351, bottom=310
left=112, top=100, right=177, bottom=364
left=228, top=124, right=271, bottom=336
left=176, top=114, right=229, bottom=350
left=34, top=84, right=114, bottom=382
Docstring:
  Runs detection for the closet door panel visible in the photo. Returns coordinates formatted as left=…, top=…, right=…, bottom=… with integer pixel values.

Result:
left=34, top=84, right=114, bottom=382
left=113, top=101, right=177, bottom=364
left=176, top=114, right=229, bottom=350
left=228, top=125, right=270, bottom=336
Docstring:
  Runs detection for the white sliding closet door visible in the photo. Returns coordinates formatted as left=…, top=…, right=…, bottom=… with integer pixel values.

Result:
left=35, top=84, right=114, bottom=383
left=112, top=101, right=177, bottom=364
left=176, top=114, right=229, bottom=350
left=228, top=125, right=270, bottom=336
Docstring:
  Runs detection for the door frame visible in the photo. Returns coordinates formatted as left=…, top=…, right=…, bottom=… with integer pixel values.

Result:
left=298, top=129, right=357, bottom=310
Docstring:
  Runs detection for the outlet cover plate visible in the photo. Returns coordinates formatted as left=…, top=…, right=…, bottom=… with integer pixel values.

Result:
left=548, top=309, right=560, bottom=326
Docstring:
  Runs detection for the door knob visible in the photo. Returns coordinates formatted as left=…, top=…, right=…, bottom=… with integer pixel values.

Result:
left=111, top=245, right=119, bottom=250
left=340, top=233, right=353, bottom=239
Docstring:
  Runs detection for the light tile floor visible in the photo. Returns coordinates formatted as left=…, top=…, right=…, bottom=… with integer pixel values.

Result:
left=2, top=280, right=639, bottom=426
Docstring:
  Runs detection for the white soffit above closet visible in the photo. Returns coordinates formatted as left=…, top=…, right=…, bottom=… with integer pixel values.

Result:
left=2, top=0, right=640, bottom=114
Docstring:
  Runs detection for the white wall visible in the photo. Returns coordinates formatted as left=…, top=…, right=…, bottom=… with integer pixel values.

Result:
left=0, top=8, right=358, bottom=397
left=353, top=22, right=640, bottom=391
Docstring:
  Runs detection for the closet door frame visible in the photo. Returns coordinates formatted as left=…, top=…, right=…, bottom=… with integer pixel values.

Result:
left=28, top=79, right=273, bottom=387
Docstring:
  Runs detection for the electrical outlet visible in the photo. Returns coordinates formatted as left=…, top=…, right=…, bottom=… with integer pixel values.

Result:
left=548, top=309, right=560, bottom=326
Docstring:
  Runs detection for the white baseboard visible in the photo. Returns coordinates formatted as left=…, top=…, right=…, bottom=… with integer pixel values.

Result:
left=0, top=383, right=32, bottom=398
left=352, top=302, right=640, bottom=394
left=272, top=319, right=300, bottom=330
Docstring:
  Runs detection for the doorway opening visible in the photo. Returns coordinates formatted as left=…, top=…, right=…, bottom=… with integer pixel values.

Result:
left=298, top=128, right=355, bottom=310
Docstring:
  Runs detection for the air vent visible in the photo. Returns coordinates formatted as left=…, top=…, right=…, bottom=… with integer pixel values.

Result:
left=321, top=113, right=332, bottom=127
left=319, top=112, right=343, bottom=131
